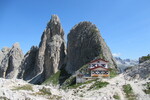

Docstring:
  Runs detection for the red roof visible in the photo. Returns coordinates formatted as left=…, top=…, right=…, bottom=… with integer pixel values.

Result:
left=89, top=66, right=109, bottom=71
left=88, top=58, right=109, bottom=64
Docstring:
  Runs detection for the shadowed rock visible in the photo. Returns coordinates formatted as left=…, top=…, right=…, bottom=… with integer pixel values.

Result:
left=17, top=46, right=38, bottom=80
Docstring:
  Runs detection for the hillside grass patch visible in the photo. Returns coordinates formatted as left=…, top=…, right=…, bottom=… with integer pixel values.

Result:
left=0, top=96, right=10, bottom=100
left=88, top=80, right=109, bottom=90
left=12, top=84, right=33, bottom=91
left=47, top=95, right=62, bottom=100
left=123, top=84, right=136, bottom=100
left=113, top=93, right=120, bottom=100
left=140, top=55, right=150, bottom=63
left=42, top=71, right=60, bottom=86
left=69, top=79, right=97, bottom=89
left=32, top=87, right=62, bottom=100
left=109, top=68, right=118, bottom=78
left=34, top=87, right=51, bottom=95
left=143, top=82, right=150, bottom=94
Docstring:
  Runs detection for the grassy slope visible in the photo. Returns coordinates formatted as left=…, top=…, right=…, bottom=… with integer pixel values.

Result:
left=42, top=71, right=61, bottom=85
left=143, top=82, right=150, bottom=94
left=123, top=84, right=136, bottom=100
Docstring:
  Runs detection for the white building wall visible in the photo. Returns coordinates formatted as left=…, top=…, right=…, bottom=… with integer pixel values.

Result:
left=89, top=60, right=108, bottom=68
left=76, top=77, right=86, bottom=83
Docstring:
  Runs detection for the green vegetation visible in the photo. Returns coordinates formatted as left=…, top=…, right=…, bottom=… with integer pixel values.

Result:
left=99, top=53, right=105, bottom=60
left=113, top=93, right=120, bottom=100
left=58, top=64, right=71, bottom=85
left=42, top=71, right=60, bottom=86
left=12, top=84, right=33, bottom=91
left=88, top=80, right=109, bottom=90
left=0, top=96, right=10, bottom=100
left=123, top=84, right=136, bottom=100
left=42, top=66, right=72, bottom=86
left=139, top=54, right=150, bottom=63
left=61, top=75, right=76, bottom=89
left=143, top=82, right=150, bottom=94
left=48, top=95, right=62, bottom=100
left=79, top=94, right=84, bottom=97
left=32, top=87, right=62, bottom=100
left=142, top=56, right=150, bottom=61
left=36, top=87, right=52, bottom=95
left=109, top=68, right=118, bottom=78
left=69, top=79, right=97, bottom=89
left=61, top=64, right=89, bottom=89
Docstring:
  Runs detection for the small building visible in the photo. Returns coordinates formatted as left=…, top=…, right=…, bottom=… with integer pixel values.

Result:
left=88, top=58, right=109, bottom=77
left=76, top=58, right=110, bottom=83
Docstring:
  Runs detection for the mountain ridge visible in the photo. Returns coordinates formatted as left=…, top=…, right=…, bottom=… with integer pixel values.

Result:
left=114, top=57, right=138, bottom=72
left=1, top=15, right=116, bottom=85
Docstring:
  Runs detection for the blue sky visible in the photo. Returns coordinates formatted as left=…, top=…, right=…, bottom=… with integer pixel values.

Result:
left=0, top=0, right=150, bottom=59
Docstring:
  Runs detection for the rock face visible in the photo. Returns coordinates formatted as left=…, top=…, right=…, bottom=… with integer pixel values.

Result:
left=0, top=47, right=10, bottom=63
left=125, top=60, right=150, bottom=79
left=0, top=43, right=24, bottom=79
left=43, top=15, right=66, bottom=79
left=17, top=46, right=38, bottom=80
left=24, top=15, right=66, bottom=84
left=0, top=51, right=3, bottom=63
left=66, top=22, right=117, bottom=74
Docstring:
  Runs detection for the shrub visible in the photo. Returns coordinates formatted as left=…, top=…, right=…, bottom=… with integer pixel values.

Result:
left=61, top=76, right=76, bottom=89
left=113, top=93, right=120, bottom=100
left=36, top=87, right=52, bottom=95
left=109, top=68, right=118, bottom=78
left=139, top=54, right=150, bottom=63
left=143, top=82, right=150, bottom=94
left=123, top=84, right=136, bottom=100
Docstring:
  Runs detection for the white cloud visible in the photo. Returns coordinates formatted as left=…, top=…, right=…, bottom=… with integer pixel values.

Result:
left=113, top=53, right=121, bottom=57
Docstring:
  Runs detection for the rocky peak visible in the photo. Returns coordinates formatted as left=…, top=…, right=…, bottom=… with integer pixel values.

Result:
left=66, top=21, right=117, bottom=74
left=114, top=57, right=138, bottom=72
left=0, top=43, right=24, bottom=79
left=26, top=15, right=66, bottom=84
left=49, top=15, right=60, bottom=25
left=12, top=42, right=20, bottom=48
left=46, top=15, right=64, bottom=38
left=1, top=47, right=10, bottom=54
left=43, top=15, right=66, bottom=80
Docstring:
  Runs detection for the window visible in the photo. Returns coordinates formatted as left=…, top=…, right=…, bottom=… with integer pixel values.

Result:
left=101, top=64, right=106, bottom=67
left=92, top=64, right=96, bottom=68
